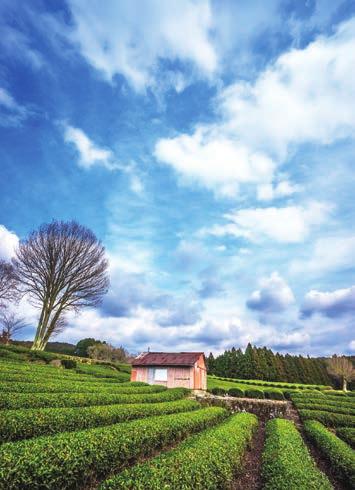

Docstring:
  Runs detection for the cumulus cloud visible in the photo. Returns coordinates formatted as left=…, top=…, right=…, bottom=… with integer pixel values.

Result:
left=257, top=180, right=301, bottom=201
left=301, top=285, right=355, bottom=318
left=155, top=18, right=355, bottom=197
left=246, top=272, right=295, bottom=313
left=0, top=224, right=19, bottom=260
left=202, top=201, right=331, bottom=243
left=66, top=0, right=216, bottom=91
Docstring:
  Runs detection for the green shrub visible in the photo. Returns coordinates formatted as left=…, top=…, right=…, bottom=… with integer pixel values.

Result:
left=61, top=359, right=77, bottom=369
left=264, top=389, right=285, bottom=400
left=228, top=387, right=245, bottom=397
left=100, top=412, right=258, bottom=489
left=211, top=387, right=226, bottom=396
left=295, top=403, right=355, bottom=416
left=0, top=407, right=227, bottom=489
left=336, top=428, right=355, bottom=449
left=245, top=388, right=265, bottom=399
left=0, top=380, right=160, bottom=394
left=0, top=387, right=188, bottom=410
left=298, top=409, right=355, bottom=428
left=0, top=399, right=200, bottom=442
left=304, top=420, right=355, bottom=487
left=262, top=418, right=331, bottom=489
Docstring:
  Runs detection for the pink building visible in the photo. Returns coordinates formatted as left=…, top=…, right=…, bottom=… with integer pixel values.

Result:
left=131, top=352, right=207, bottom=390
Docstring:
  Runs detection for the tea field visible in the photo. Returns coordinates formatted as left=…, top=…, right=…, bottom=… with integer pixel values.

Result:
left=0, top=356, right=354, bottom=489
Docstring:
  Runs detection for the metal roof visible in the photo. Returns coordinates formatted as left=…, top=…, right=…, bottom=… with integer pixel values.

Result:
left=132, top=352, right=204, bottom=367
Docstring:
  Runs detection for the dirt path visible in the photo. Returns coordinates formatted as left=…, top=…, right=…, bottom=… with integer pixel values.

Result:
left=232, top=421, right=265, bottom=490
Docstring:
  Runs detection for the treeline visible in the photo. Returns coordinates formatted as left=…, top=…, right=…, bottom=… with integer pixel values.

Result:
left=207, top=344, right=332, bottom=385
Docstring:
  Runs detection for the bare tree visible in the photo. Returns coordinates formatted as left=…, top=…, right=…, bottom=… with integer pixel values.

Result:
left=13, top=220, right=109, bottom=351
left=327, top=355, right=354, bottom=391
left=0, top=311, right=28, bottom=344
left=0, top=260, right=18, bottom=307
left=88, top=342, right=128, bottom=362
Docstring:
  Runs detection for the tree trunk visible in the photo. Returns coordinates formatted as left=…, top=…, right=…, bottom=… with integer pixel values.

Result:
left=343, top=377, right=347, bottom=391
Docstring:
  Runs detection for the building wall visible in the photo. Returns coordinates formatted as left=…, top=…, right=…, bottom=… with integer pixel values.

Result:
left=131, top=359, right=207, bottom=390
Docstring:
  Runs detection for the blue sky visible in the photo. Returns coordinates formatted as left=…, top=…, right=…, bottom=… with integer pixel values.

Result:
left=0, top=0, right=355, bottom=356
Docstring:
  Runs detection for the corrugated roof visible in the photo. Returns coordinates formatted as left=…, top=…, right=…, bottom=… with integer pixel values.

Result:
left=132, top=352, right=204, bottom=367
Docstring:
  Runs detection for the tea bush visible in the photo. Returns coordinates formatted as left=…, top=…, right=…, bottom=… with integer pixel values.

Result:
left=0, top=407, right=227, bottom=489
left=304, top=420, right=355, bottom=487
left=262, top=418, right=331, bottom=489
left=0, top=387, right=188, bottom=409
left=0, top=399, right=200, bottom=442
left=336, top=428, right=355, bottom=449
left=298, top=409, right=355, bottom=428
left=100, top=412, right=258, bottom=489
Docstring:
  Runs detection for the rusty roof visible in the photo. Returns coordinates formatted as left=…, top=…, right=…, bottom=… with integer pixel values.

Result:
left=132, top=352, right=204, bottom=367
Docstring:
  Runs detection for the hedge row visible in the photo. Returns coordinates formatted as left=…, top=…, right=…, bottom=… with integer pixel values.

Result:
left=0, top=387, right=188, bottom=410
left=292, top=395, right=355, bottom=409
left=100, top=412, right=258, bottom=489
left=298, top=409, right=355, bottom=428
left=294, top=403, right=355, bottom=416
left=0, top=407, right=227, bottom=489
left=0, top=399, right=200, bottom=442
left=0, top=371, right=127, bottom=384
left=336, top=428, right=355, bottom=449
left=304, top=420, right=355, bottom=487
left=262, top=418, right=331, bottom=489
left=209, top=387, right=285, bottom=400
left=0, top=380, right=158, bottom=394
left=212, top=376, right=331, bottom=390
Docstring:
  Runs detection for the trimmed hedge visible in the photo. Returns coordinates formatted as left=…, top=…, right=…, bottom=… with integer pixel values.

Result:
left=264, top=389, right=285, bottom=401
left=0, top=407, right=227, bottom=489
left=298, top=409, right=355, bottom=428
left=245, top=388, right=265, bottom=399
left=304, top=420, right=355, bottom=487
left=262, top=418, right=331, bottom=489
left=0, top=380, right=162, bottom=394
left=336, top=428, right=355, bottom=449
left=100, top=412, right=258, bottom=489
left=0, top=387, right=189, bottom=410
left=0, top=399, right=200, bottom=442
left=228, top=387, right=245, bottom=397
left=213, top=376, right=331, bottom=391
left=295, top=403, right=355, bottom=416
left=210, top=387, right=227, bottom=396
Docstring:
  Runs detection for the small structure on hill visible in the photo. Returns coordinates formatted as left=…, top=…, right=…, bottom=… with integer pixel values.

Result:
left=131, top=352, right=207, bottom=390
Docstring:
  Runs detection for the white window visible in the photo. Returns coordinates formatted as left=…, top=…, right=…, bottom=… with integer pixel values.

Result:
left=154, top=368, right=167, bottom=381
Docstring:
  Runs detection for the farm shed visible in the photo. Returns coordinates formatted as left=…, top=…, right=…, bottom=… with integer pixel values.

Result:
left=131, top=352, right=207, bottom=390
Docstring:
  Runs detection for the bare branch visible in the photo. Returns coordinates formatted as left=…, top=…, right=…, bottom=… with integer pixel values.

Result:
left=13, top=220, right=110, bottom=350
left=0, top=311, right=28, bottom=344
left=0, top=260, right=19, bottom=306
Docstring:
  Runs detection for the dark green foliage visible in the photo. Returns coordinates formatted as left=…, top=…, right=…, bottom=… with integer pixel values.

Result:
left=0, top=387, right=188, bottom=409
left=245, top=388, right=265, bottom=399
left=75, top=337, right=99, bottom=357
left=264, top=389, right=285, bottom=400
left=262, top=418, right=331, bottom=489
left=304, top=420, right=355, bottom=487
left=298, top=409, right=355, bottom=428
left=228, top=387, right=245, bottom=397
left=336, top=428, right=355, bottom=449
left=0, top=407, right=227, bottom=489
left=61, top=359, right=77, bottom=369
left=209, top=344, right=332, bottom=385
left=100, top=412, right=258, bottom=490
left=211, top=387, right=226, bottom=396
left=0, top=399, right=200, bottom=442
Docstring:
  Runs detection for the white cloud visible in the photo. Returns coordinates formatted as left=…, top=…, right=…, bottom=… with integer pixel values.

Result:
left=302, top=285, right=355, bottom=318
left=291, top=235, right=355, bottom=274
left=0, top=87, right=29, bottom=127
left=155, top=18, right=355, bottom=197
left=202, top=201, right=331, bottom=243
left=66, top=0, right=216, bottom=91
left=247, top=272, right=295, bottom=313
left=349, top=340, right=355, bottom=352
left=155, top=126, right=275, bottom=197
left=0, top=225, right=19, bottom=260
left=219, top=17, right=355, bottom=157
left=63, top=125, right=117, bottom=170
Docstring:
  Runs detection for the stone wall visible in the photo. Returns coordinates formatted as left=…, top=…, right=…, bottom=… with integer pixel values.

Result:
left=194, top=393, right=291, bottom=420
